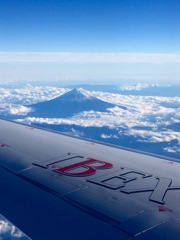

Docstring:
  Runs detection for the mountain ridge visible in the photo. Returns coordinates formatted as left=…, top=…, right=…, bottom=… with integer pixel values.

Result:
left=28, top=88, right=124, bottom=118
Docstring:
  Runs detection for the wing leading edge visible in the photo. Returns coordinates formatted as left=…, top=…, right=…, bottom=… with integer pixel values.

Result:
left=0, top=118, right=180, bottom=240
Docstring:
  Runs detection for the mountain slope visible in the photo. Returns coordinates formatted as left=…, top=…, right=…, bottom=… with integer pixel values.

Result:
left=28, top=88, right=123, bottom=118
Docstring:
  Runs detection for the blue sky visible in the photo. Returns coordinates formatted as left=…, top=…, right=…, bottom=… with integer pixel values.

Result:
left=0, top=0, right=180, bottom=84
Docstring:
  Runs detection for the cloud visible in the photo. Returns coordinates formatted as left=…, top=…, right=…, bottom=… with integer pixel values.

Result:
left=164, top=146, right=180, bottom=153
left=127, top=129, right=180, bottom=143
left=9, top=105, right=32, bottom=115
left=0, top=52, right=180, bottom=63
left=101, top=134, right=119, bottom=139
left=0, top=215, right=29, bottom=239
left=0, top=85, right=69, bottom=104
left=118, top=83, right=170, bottom=91
left=1, top=85, right=180, bottom=155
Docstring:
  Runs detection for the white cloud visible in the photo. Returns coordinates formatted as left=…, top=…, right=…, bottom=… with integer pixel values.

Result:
left=164, top=146, right=180, bottom=153
left=0, top=85, right=69, bottom=104
left=1, top=85, right=180, bottom=151
left=0, top=52, right=180, bottom=63
left=118, top=83, right=170, bottom=91
left=0, top=215, right=29, bottom=239
left=9, top=105, right=32, bottom=115
left=128, top=129, right=180, bottom=143
left=101, top=134, right=118, bottom=139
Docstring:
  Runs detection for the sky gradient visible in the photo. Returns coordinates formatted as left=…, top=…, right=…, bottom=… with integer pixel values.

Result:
left=0, top=0, right=180, bottom=84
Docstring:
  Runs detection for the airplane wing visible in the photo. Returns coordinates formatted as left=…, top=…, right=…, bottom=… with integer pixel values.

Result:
left=0, top=118, right=180, bottom=240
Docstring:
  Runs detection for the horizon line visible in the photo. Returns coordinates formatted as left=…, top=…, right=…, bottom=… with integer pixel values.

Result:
left=0, top=52, right=180, bottom=63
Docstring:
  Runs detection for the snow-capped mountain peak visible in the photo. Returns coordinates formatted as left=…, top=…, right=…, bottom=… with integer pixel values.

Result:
left=27, top=88, right=117, bottom=118
left=60, top=88, right=94, bottom=102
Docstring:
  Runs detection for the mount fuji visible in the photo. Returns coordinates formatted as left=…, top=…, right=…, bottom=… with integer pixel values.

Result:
left=28, top=88, right=124, bottom=118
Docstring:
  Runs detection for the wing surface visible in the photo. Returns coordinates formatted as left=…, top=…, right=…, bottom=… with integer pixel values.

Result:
left=0, top=118, right=180, bottom=239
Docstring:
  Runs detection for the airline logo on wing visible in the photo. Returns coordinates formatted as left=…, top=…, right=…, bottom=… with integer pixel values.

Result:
left=33, top=153, right=180, bottom=205
left=53, top=158, right=113, bottom=176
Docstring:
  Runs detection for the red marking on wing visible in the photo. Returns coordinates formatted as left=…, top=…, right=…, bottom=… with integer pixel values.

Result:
left=51, top=164, right=59, bottom=169
left=158, top=206, right=173, bottom=212
left=163, top=161, right=175, bottom=165
left=53, top=158, right=113, bottom=177
left=0, top=144, right=9, bottom=148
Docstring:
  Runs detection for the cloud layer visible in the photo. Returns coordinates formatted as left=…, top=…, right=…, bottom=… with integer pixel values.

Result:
left=0, top=84, right=180, bottom=157
left=0, top=214, right=30, bottom=239
left=1, top=52, right=180, bottom=63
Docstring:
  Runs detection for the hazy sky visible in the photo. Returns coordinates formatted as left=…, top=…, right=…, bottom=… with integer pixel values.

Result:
left=0, top=0, right=180, bottom=84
